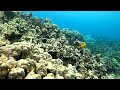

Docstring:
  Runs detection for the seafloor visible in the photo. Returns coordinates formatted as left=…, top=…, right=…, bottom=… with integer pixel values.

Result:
left=0, top=11, right=119, bottom=79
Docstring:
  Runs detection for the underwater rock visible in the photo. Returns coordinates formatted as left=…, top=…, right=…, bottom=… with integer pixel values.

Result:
left=36, top=61, right=48, bottom=77
left=56, top=65, right=66, bottom=76
left=51, top=59, right=63, bottom=66
left=16, top=59, right=30, bottom=72
left=0, top=63, right=9, bottom=79
left=75, top=73, right=83, bottom=79
left=31, top=51, right=52, bottom=62
left=6, top=57, right=17, bottom=70
left=44, top=18, right=52, bottom=23
left=0, top=36, right=10, bottom=46
left=16, top=58, right=37, bottom=74
left=64, top=64, right=78, bottom=79
left=61, top=29, right=85, bottom=46
left=26, top=58, right=37, bottom=70
left=55, top=74, right=64, bottom=79
left=0, top=41, right=32, bottom=60
left=46, top=62, right=56, bottom=74
left=95, top=54, right=102, bottom=62
left=43, top=73, right=55, bottom=79
left=8, top=67, right=25, bottom=79
left=25, top=70, right=41, bottom=79
left=0, top=53, right=8, bottom=63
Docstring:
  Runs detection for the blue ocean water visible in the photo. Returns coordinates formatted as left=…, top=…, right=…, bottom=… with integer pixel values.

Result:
left=23, top=11, right=120, bottom=40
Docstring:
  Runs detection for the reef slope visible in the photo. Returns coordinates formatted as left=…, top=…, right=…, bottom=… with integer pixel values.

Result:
left=0, top=11, right=113, bottom=79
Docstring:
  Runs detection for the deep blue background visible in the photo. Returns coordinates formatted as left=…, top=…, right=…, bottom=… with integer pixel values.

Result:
left=23, top=11, right=120, bottom=40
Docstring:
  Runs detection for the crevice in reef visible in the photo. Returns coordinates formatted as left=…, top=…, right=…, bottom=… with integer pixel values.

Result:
left=24, top=69, right=28, bottom=77
left=14, top=51, right=22, bottom=61
left=47, top=69, right=51, bottom=73
left=42, top=38, right=47, bottom=43
left=48, top=51, right=58, bottom=59
left=5, top=33, right=22, bottom=44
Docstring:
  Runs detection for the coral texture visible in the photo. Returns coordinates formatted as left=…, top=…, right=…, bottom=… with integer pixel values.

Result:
left=0, top=11, right=113, bottom=79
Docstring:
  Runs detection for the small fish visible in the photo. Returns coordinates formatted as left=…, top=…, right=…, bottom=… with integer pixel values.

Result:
left=80, top=42, right=86, bottom=48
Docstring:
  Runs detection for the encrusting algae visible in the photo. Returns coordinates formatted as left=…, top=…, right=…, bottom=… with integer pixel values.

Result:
left=0, top=11, right=114, bottom=79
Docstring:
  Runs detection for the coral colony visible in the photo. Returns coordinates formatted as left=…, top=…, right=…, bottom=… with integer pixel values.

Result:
left=0, top=11, right=117, bottom=79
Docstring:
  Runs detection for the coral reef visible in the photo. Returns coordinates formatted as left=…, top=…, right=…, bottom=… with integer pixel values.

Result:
left=103, top=57, right=120, bottom=74
left=61, top=29, right=85, bottom=46
left=0, top=11, right=113, bottom=79
left=86, top=37, right=120, bottom=76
